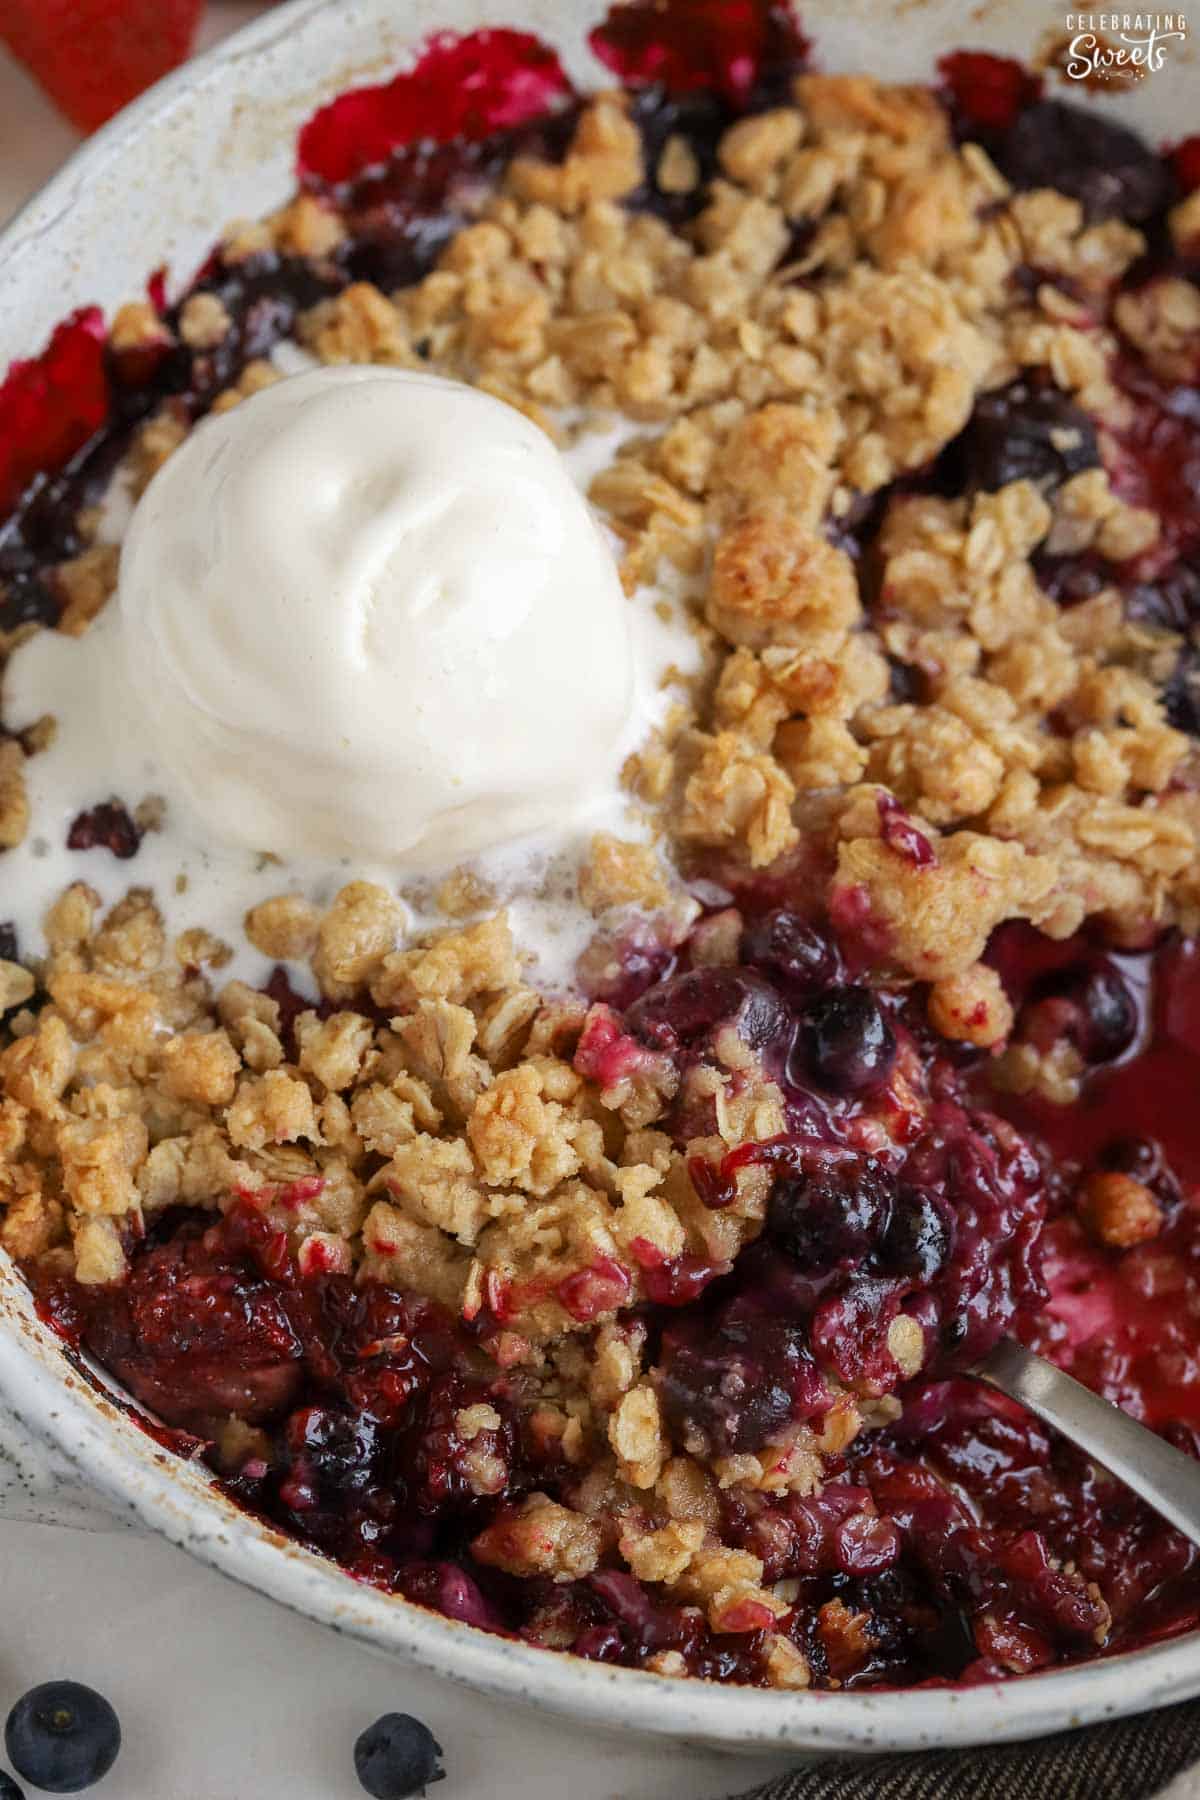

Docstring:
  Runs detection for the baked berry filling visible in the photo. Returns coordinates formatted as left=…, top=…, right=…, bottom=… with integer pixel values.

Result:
left=27, top=903, right=1200, bottom=1686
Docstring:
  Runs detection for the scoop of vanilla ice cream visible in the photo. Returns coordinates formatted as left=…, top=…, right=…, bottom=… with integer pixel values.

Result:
left=117, top=366, right=635, bottom=865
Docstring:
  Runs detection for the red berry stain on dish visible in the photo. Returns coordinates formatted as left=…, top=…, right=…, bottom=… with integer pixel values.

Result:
left=589, top=0, right=810, bottom=105
left=296, top=29, right=574, bottom=188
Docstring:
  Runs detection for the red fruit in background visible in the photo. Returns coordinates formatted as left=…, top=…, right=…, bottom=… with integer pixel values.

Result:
left=0, top=0, right=204, bottom=133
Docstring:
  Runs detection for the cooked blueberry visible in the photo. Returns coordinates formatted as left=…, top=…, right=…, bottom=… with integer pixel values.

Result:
left=627, top=88, right=727, bottom=224
left=0, top=554, right=60, bottom=633
left=1031, top=959, right=1139, bottom=1063
left=5, top=1683, right=120, bottom=1794
left=657, top=1317, right=814, bottom=1456
left=997, top=100, right=1171, bottom=222
left=180, top=259, right=338, bottom=401
left=626, top=966, right=790, bottom=1055
left=887, top=658, right=924, bottom=704
left=1127, top=556, right=1200, bottom=636
left=1034, top=552, right=1108, bottom=607
left=1075, top=967, right=1139, bottom=1062
left=280, top=1405, right=383, bottom=1508
left=958, top=379, right=1098, bottom=494
left=768, top=1159, right=895, bottom=1268
left=0, top=1775, right=23, bottom=1800
left=880, top=1192, right=952, bottom=1282
left=354, top=1713, right=445, bottom=1799
left=1163, top=642, right=1200, bottom=735
left=741, top=910, right=841, bottom=994
left=0, top=923, right=17, bottom=963
left=795, top=987, right=896, bottom=1094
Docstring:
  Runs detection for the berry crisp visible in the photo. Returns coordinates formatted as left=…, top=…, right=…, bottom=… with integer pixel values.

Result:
left=3, top=1, right=1200, bottom=1691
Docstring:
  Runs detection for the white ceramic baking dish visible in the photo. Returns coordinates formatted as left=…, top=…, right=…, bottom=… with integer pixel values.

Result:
left=0, top=0, right=1197, bottom=1756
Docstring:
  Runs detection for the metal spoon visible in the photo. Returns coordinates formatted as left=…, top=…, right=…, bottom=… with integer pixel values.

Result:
left=975, top=1337, right=1200, bottom=1550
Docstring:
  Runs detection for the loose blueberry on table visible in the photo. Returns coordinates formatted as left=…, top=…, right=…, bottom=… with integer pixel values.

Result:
left=5, top=1684, right=120, bottom=1795
left=355, top=1714, right=445, bottom=1800
left=2, top=0, right=1200, bottom=1702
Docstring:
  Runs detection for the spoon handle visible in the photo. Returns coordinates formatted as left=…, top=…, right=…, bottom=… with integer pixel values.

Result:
left=975, top=1338, right=1200, bottom=1551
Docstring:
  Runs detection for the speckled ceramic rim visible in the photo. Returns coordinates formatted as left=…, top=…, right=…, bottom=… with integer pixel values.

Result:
left=2, top=0, right=1199, bottom=1756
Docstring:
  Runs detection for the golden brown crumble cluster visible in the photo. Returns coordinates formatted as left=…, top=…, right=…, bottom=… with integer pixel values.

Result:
left=0, top=74, right=1198, bottom=1673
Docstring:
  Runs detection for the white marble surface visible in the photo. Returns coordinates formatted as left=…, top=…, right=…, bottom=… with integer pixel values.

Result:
left=0, top=8, right=792, bottom=1797
left=0, top=1519, right=789, bottom=1800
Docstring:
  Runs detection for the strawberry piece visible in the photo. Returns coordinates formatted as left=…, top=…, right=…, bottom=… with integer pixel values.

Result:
left=1173, top=135, right=1200, bottom=196
left=0, top=0, right=204, bottom=133
left=589, top=0, right=810, bottom=107
left=0, top=307, right=109, bottom=518
left=937, top=49, right=1042, bottom=133
left=297, top=29, right=572, bottom=189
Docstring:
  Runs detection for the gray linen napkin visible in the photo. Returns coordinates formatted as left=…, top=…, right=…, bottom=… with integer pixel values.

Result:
left=730, top=1699, right=1200, bottom=1799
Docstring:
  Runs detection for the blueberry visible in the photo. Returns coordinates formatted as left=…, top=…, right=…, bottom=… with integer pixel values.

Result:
left=887, top=658, right=924, bottom=704
left=741, top=910, right=841, bottom=995
left=997, top=100, right=1171, bottom=222
left=1030, top=959, right=1138, bottom=1063
left=5, top=1683, right=120, bottom=1794
left=626, top=966, right=790, bottom=1057
left=0, top=554, right=60, bottom=634
left=1163, top=641, right=1200, bottom=736
left=282, top=1404, right=383, bottom=1505
left=0, top=1775, right=23, bottom=1800
left=1128, top=556, right=1200, bottom=636
left=354, top=1714, right=445, bottom=1800
left=627, top=89, right=727, bottom=225
left=768, top=1159, right=895, bottom=1269
left=1034, top=552, right=1108, bottom=608
left=880, top=1191, right=952, bottom=1282
left=795, top=987, right=896, bottom=1095
left=657, top=1318, right=811, bottom=1456
left=958, top=379, right=1099, bottom=495
left=1073, top=965, right=1139, bottom=1062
